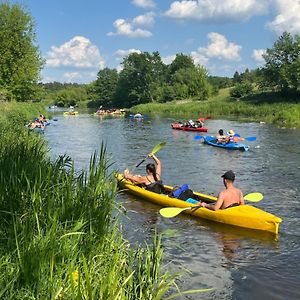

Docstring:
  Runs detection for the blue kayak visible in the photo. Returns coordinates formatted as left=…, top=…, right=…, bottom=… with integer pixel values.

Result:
left=203, top=136, right=249, bottom=151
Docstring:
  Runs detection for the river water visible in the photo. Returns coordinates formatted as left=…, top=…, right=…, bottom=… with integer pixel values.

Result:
left=45, top=112, right=300, bottom=299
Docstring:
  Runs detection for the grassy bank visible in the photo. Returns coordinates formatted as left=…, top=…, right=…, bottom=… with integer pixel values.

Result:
left=0, top=103, right=182, bottom=299
left=132, top=89, right=300, bottom=129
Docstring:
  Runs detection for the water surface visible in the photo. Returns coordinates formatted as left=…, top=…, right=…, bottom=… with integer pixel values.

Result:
left=45, top=113, right=300, bottom=299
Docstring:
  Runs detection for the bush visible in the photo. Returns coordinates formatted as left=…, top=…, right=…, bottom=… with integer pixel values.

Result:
left=230, top=82, right=254, bottom=98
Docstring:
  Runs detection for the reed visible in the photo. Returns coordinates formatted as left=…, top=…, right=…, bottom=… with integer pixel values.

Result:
left=132, top=91, right=300, bottom=128
left=0, top=111, right=183, bottom=299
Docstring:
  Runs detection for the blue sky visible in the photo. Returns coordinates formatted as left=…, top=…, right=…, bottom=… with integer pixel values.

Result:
left=13, top=0, right=300, bottom=83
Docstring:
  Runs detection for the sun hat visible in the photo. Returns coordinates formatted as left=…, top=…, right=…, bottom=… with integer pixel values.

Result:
left=221, top=170, right=235, bottom=181
left=227, top=129, right=235, bottom=136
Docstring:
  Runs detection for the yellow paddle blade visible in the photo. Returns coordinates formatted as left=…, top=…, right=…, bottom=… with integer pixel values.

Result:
left=159, top=207, right=192, bottom=218
left=244, top=192, right=263, bottom=202
left=151, top=141, right=166, bottom=155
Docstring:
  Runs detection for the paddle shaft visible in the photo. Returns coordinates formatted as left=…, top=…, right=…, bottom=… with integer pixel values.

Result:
left=135, top=142, right=166, bottom=168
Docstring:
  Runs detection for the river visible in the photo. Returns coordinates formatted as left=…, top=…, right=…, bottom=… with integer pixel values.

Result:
left=45, top=112, right=300, bottom=300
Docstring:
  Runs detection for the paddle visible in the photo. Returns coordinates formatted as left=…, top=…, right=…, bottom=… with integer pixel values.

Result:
left=234, top=134, right=256, bottom=141
left=135, top=141, right=166, bottom=168
left=194, top=134, right=256, bottom=141
left=159, top=192, right=264, bottom=218
left=194, top=135, right=204, bottom=140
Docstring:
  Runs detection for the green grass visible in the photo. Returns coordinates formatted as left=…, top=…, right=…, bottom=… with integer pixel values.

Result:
left=0, top=102, right=214, bottom=299
left=132, top=90, right=300, bottom=128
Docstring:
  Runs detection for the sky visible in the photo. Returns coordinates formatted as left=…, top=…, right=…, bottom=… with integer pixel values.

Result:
left=11, top=0, right=300, bottom=83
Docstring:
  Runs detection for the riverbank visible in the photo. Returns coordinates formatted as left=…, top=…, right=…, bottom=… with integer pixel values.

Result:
left=132, top=89, right=300, bottom=129
left=0, top=102, right=180, bottom=299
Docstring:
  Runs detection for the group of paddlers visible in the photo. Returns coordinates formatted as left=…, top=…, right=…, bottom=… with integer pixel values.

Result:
left=27, top=114, right=48, bottom=129
left=216, top=129, right=244, bottom=144
left=178, top=119, right=204, bottom=128
left=124, top=154, right=244, bottom=211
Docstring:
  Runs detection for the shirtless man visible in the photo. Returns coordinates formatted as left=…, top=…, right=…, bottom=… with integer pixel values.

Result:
left=200, top=170, right=244, bottom=210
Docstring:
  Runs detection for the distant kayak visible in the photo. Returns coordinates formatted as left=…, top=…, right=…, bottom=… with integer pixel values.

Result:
left=171, top=123, right=208, bottom=132
left=203, top=136, right=249, bottom=151
left=64, top=111, right=79, bottom=116
left=128, top=113, right=145, bottom=119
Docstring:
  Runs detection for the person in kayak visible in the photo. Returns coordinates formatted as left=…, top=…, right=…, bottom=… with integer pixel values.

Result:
left=216, top=129, right=227, bottom=143
left=123, top=154, right=164, bottom=193
left=199, top=170, right=244, bottom=210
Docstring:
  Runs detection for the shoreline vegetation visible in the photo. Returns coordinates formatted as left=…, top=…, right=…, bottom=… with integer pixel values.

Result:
left=131, top=89, right=300, bottom=129
left=0, top=103, right=192, bottom=299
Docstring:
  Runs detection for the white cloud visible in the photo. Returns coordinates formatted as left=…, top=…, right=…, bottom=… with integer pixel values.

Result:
left=63, top=71, right=97, bottom=83
left=252, top=49, right=266, bottom=63
left=132, top=0, right=156, bottom=9
left=63, top=72, right=82, bottom=82
left=267, top=0, right=300, bottom=35
left=114, top=48, right=142, bottom=60
left=107, top=12, right=155, bottom=38
left=193, top=32, right=242, bottom=62
left=190, top=51, right=209, bottom=66
left=133, top=12, right=155, bottom=27
left=162, top=54, right=176, bottom=65
left=46, top=36, right=105, bottom=69
left=164, top=0, right=270, bottom=23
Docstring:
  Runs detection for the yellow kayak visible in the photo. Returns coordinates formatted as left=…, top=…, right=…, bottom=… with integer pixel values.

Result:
left=64, top=111, right=79, bottom=116
left=116, top=173, right=282, bottom=235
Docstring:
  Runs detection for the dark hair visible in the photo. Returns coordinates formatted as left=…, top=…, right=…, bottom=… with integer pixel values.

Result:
left=218, top=129, right=224, bottom=135
left=146, top=163, right=158, bottom=181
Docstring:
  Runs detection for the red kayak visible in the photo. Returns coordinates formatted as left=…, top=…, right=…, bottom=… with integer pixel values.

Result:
left=171, top=123, right=208, bottom=132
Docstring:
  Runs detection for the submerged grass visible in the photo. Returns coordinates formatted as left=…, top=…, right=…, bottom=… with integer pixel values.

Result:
left=132, top=89, right=300, bottom=129
left=0, top=103, right=212, bottom=299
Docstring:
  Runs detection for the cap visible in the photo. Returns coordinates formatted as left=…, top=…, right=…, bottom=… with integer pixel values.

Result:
left=221, top=170, right=235, bottom=181
left=227, top=129, right=235, bottom=136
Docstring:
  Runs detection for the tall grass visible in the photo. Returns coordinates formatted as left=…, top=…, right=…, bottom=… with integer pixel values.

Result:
left=132, top=91, right=300, bottom=128
left=0, top=105, right=188, bottom=299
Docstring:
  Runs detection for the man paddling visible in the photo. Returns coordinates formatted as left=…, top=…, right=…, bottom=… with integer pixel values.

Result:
left=200, top=170, right=244, bottom=210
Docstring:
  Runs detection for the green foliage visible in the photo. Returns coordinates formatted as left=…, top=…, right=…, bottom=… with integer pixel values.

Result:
left=94, top=68, right=119, bottom=107
left=168, top=53, right=195, bottom=75
left=0, top=2, right=44, bottom=101
left=114, top=51, right=167, bottom=107
left=262, top=31, right=300, bottom=92
left=0, top=103, right=184, bottom=299
left=132, top=88, right=300, bottom=128
left=230, top=82, right=254, bottom=98
left=111, top=52, right=211, bottom=107
left=51, top=86, right=89, bottom=107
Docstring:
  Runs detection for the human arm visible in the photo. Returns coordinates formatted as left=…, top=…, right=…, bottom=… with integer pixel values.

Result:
left=239, top=190, right=245, bottom=205
left=149, top=154, right=161, bottom=178
left=200, top=192, right=224, bottom=211
left=124, top=169, right=147, bottom=185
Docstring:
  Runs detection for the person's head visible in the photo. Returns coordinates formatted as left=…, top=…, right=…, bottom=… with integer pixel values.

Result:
left=227, top=129, right=235, bottom=136
left=146, top=163, right=158, bottom=181
left=221, top=170, right=235, bottom=187
left=218, top=129, right=224, bottom=135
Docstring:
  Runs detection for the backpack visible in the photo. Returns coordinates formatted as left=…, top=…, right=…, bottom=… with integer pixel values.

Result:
left=171, top=184, right=195, bottom=201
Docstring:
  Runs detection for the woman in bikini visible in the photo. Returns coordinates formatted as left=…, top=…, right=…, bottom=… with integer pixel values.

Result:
left=124, top=154, right=163, bottom=193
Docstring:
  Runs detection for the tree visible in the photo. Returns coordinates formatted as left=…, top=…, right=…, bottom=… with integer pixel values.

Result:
left=0, top=3, right=44, bottom=101
left=171, top=66, right=211, bottom=100
left=95, top=68, right=118, bottom=107
left=114, top=52, right=166, bottom=107
left=262, top=31, right=300, bottom=93
left=168, top=53, right=195, bottom=75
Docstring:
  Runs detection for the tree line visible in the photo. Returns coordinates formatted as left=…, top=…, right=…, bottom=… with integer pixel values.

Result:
left=1, top=2, right=300, bottom=107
